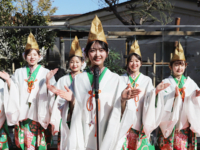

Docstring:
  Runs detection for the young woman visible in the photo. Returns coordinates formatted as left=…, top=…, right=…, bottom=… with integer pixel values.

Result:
left=157, top=42, right=200, bottom=149
left=46, top=36, right=84, bottom=150
left=47, top=15, right=137, bottom=150
left=0, top=33, right=56, bottom=149
left=119, top=40, right=169, bottom=150
left=0, top=78, right=11, bottom=149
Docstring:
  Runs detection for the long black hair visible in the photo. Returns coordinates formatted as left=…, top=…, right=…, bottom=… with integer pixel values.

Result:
left=67, top=55, right=84, bottom=69
left=125, top=53, right=142, bottom=70
left=84, top=40, right=108, bottom=57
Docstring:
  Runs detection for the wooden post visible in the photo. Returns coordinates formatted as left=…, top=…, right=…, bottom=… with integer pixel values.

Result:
left=175, top=17, right=181, bottom=47
left=125, top=40, right=128, bottom=65
left=153, top=53, right=156, bottom=87
left=170, top=53, right=173, bottom=75
left=12, top=63, right=14, bottom=73
left=60, top=37, right=66, bottom=70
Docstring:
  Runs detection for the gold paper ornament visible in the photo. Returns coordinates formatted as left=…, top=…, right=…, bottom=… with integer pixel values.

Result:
left=25, top=32, right=39, bottom=51
left=69, top=36, right=83, bottom=57
left=171, top=42, right=186, bottom=62
left=87, top=15, right=107, bottom=45
left=129, top=40, right=141, bottom=57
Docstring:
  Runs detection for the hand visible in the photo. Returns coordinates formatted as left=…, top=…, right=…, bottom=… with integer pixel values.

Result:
left=47, top=84, right=58, bottom=95
left=57, top=86, right=74, bottom=101
left=156, top=81, right=170, bottom=95
left=121, top=84, right=141, bottom=102
left=196, top=90, right=200, bottom=97
left=0, top=71, right=10, bottom=81
left=175, top=86, right=179, bottom=97
left=46, top=68, right=58, bottom=85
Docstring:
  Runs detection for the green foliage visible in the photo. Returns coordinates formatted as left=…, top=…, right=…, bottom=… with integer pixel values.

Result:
left=104, top=50, right=126, bottom=75
left=130, top=0, right=174, bottom=25
left=0, top=0, right=57, bottom=73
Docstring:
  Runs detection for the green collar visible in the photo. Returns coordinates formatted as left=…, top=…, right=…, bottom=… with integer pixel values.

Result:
left=128, top=73, right=141, bottom=88
left=86, top=67, right=108, bottom=86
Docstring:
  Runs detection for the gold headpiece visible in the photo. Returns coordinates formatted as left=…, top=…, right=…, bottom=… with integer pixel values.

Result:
left=171, top=42, right=186, bottom=62
left=69, top=36, right=82, bottom=57
left=87, top=15, right=107, bottom=45
left=25, top=32, right=39, bottom=51
left=129, top=40, right=141, bottom=57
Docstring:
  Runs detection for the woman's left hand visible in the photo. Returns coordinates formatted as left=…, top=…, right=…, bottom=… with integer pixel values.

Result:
left=196, top=90, right=200, bottom=97
left=155, top=81, right=170, bottom=95
left=57, top=86, right=74, bottom=101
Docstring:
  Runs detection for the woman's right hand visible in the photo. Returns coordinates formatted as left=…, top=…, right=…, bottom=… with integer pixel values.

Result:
left=121, top=84, right=141, bottom=102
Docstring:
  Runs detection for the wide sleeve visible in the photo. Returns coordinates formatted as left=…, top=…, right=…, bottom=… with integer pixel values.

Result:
left=142, top=79, right=158, bottom=139
left=50, top=77, right=71, bottom=135
left=38, top=72, right=56, bottom=129
left=159, top=87, right=183, bottom=138
left=66, top=74, right=85, bottom=150
left=0, top=80, right=6, bottom=128
left=101, top=77, right=122, bottom=150
left=186, top=83, right=200, bottom=135
left=5, top=70, right=20, bottom=126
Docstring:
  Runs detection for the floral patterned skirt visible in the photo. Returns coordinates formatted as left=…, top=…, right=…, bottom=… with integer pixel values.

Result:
left=0, top=121, right=11, bottom=150
left=121, top=128, right=155, bottom=150
left=14, top=119, right=52, bottom=150
left=157, top=126, right=197, bottom=150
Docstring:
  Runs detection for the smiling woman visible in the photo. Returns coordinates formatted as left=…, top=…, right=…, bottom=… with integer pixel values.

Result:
left=0, top=33, right=56, bottom=150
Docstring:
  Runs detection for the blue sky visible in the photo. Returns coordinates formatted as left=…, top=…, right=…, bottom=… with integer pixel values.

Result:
left=52, top=0, right=128, bottom=15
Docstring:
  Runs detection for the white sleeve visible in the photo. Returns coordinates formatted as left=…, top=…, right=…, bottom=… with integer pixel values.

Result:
left=5, top=71, right=20, bottom=126
left=186, top=84, right=200, bottom=135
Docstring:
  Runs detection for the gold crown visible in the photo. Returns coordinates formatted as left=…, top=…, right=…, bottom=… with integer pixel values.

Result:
left=87, top=15, right=107, bottom=45
left=69, top=36, right=82, bottom=57
left=25, top=33, right=39, bottom=51
left=171, top=42, right=186, bottom=62
left=129, top=40, right=141, bottom=57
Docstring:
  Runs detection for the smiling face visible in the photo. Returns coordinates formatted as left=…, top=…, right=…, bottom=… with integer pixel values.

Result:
left=87, top=41, right=108, bottom=68
left=25, top=49, right=40, bottom=66
left=170, top=60, right=186, bottom=77
left=128, top=54, right=142, bottom=73
left=69, top=56, right=83, bottom=72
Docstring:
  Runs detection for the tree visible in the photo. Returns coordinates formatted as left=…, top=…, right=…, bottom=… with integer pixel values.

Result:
left=0, top=0, right=57, bottom=73
left=98, top=0, right=174, bottom=26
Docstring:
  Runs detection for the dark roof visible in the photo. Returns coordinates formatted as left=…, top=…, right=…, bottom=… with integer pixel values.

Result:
left=50, top=14, right=81, bottom=21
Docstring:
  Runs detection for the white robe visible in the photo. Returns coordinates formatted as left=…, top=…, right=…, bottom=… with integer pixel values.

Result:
left=50, top=74, right=72, bottom=142
left=4, top=66, right=56, bottom=129
left=157, top=75, right=200, bottom=138
left=66, top=68, right=125, bottom=150
left=0, top=79, right=7, bottom=128
left=114, top=73, right=158, bottom=149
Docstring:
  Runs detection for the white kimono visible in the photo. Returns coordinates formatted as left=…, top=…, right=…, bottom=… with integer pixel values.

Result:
left=157, top=75, right=200, bottom=138
left=5, top=66, right=56, bottom=129
left=50, top=74, right=72, bottom=140
left=0, top=79, right=7, bottom=129
left=66, top=68, right=125, bottom=150
left=114, top=73, right=159, bottom=149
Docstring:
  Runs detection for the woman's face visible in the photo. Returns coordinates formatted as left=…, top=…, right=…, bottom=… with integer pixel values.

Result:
left=69, top=56, right=83, bottom=72
left=128, top=55, right=141, bottom=73
left=26, top=49, right=40, bottom=66
left=88, top=42, right=108, bottom=67
left=170, top=60, right=186, bottom=77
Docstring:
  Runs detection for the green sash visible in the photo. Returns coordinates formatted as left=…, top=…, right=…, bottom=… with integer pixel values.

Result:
left=69, top=73, right=73, bottom=84
left=26, top=65, right=41, bottom=82
left=173, top=75, right=186, bottom=89
left=26, top=65, right=41, bottom=107
left=86, top=67, right=108, bottom=86
left=128, top=73, right=141, bottom=88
